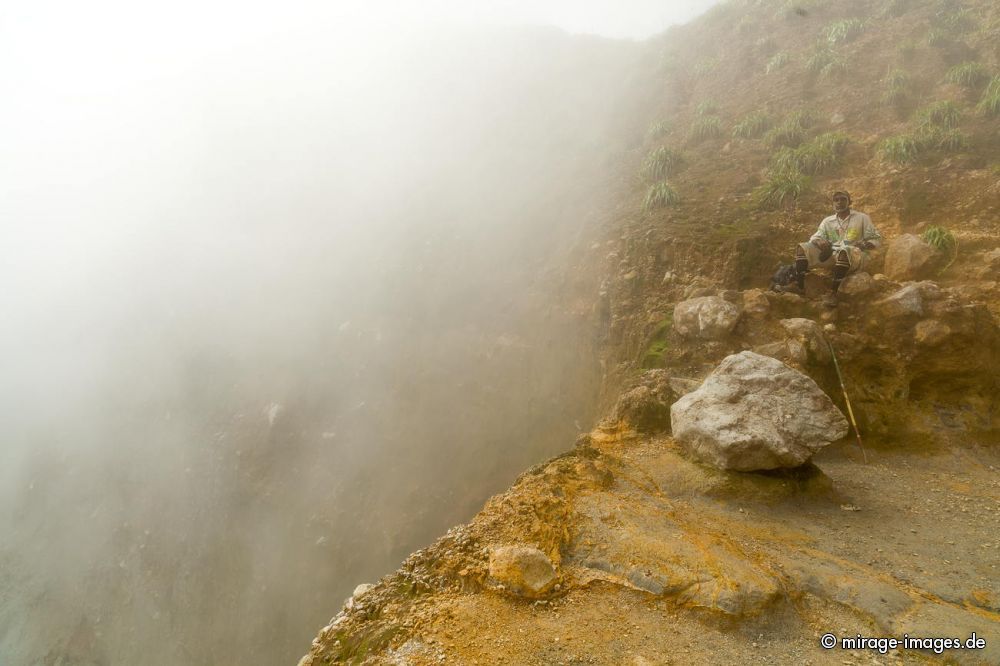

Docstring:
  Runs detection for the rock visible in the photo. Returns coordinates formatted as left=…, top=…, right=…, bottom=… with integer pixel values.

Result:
left=876, top=284, right=924, bottom=318
left=741, top=289, right=771, bottom=318
left=673, top=296, right=741, bottom=340
left=780, top=318, right=831, bottom=365
left=670, top=352, right=848, bottom=471
left=352, top=583, right=375, bottom=599
left=884, top=234, right=939, bottom=281
left=668, top=376, right=701, bottom=396
left=608, top=370, right=674, bottom=432
left=830, top=111, right=845, bottom=125
left=914, top=320, right=951, bottom=347
left=838, top=271, right=873, bottom=296
left=488, top=545, right=557, bottom=598
left=752, top=341, right=788, bottom=361
left=682, top=277, right=716, bottom=299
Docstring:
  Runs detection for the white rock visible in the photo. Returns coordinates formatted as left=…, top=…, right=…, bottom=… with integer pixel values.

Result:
left=838, top=271, right=873, bottom=296
left=670, top=352, right=848, bottom=471
left=884, top=234, right=938, bottom=281
left=673, top=296, right=741, bottom=340
left=877, top=284, right=924, bottom=318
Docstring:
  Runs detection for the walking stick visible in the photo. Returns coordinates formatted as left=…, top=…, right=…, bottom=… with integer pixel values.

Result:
left=826, top=339, right=868, bottom=464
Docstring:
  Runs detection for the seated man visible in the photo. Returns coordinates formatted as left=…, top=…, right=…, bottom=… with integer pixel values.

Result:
left=785, top=190, right=882, bottom=307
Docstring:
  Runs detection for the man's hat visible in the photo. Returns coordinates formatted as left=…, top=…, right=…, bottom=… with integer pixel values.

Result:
left=832, top=190, right=851, bottom=202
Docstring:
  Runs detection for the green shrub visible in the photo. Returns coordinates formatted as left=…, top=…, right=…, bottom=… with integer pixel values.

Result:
left=914, top=100, right=960, bottom=130
left=771, top=132, right=849, bottom=175
left=696, top=99, right=719, bottom=116
left=825, top=19, right=865, bottom=44
left=643, top=181, right=680, bottom=211
left=753, top=171, right=811, bottom=209
left=641, top=147, right=685, bottom=179
left=882, top=68, right=911, bottom=105
left=879, top=133, right=922, bottom=163
left=732, top=111, right=773, bottom=139
left=940, top=8, right=974, bottom=34
left=945, top=62, right=990, bottom=89
left=766, top=52, right=790, bottom=74
left=977, top=75, right=1000, bottom=115
left=688, top=116, right=722, bottom=143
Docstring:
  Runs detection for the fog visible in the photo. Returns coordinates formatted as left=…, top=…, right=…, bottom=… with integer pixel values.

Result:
left=0, top=2, right=715, bottom=663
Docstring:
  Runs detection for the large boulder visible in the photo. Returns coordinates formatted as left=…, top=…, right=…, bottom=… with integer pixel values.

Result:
left=670, top=352, right=848, bottom=471
left=884, top=234, right=938, bottom=281
left=488, top=545, right=557, bottom=598
left=673, top=296, right=741, bottom=340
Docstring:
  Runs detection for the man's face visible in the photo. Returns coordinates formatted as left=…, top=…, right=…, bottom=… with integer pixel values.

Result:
left=833, top=194, right=850, bottom=212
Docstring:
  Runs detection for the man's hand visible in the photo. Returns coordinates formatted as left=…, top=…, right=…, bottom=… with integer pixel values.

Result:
left=850, top=240, right=875, bottom=250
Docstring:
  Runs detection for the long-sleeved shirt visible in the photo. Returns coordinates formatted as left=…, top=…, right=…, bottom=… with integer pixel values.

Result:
left=809, top=211, right=881, bottom=250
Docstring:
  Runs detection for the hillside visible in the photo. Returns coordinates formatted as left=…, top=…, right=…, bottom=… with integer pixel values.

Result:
left=300, top=1, right=1000, bottom=664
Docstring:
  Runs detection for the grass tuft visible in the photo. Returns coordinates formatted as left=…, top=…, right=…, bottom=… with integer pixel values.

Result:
left=766, top=52, right=790, bottom=75
left=922, top=224, right=958, bottom=271
left=752, top=171, right=811, bottom=210
left=641, top=147, right=685, bottom=180
left=687, top=116, right=722, bottom=143
left=647, top=120, right=671, bottom=139
left=763, top=110, right=815, bottom=148
left=878, top=133, right=922, bottom=164
left=732, top=111, right=773, bottom=139
left=944, top=62, right=990, bottom=89
left=643, top=181, right=680, bottom=211
left=696, top=100, right=719, bottom=116
left=771, top=132, right=849, bottom=175
left=914, top=100, right=960, bottom=130
left=977, top=75, right=1000, bottom=116
left=882, top=68, right=911, bottom=106
left=825, top=19, right=865, bottom=44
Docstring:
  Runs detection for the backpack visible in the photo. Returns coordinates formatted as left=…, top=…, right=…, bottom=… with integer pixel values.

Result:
left=770, top=263, right=797, bottom=290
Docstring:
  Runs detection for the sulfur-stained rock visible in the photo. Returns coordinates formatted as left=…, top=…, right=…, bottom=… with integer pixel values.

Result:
left=673, top=296, right=741, bottom=340
left=780, top=318, right=831, bottom=365
left=838, top=271, right=873, bottom=296
left=608, top=370, right=674, bottom=432
left=488, top=545, right=557, bottom=598
left=884, top=234, right=938, bottom=281
left=914, top=319, right=951, bottom=347
left=670, top=352, right=848, bottom=471
left=741, top=289, right=771, bottom=318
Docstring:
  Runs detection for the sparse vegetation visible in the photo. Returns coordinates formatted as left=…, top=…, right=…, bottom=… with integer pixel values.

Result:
left=806, top=47, right=847, bottom=78
left=928, top=128, right=969, bottom=151
left=771, top=132, right=849, bottom=175
left=696, top=100, right=719, bottom=116
left=914, top=100, right=960, bottom=130
left=687, top=116, right=722, bottom=143
left=945, top=62, right=990, bottom=89
left=825, top=19, right=865, bottom=44
left=732, top=111, right=773, bottom=139
left=882, top=69, right=911, bottom=106
left=926, top=28, right=950, bottom=47
left=643, top=181, right=680, bottom=211
left=883, top=0, right=914, bottom=18
left=879, top=133, right=922, bottom=164
left=764, top=111, right=815, bottom=148
left=752, top=171, right=811, bottom=210
left=693, top=57, right=719, bottom=77
left=896, top=39, right=917, bottom=60
left=641, top=147, right=685, bottom=179
left=977, top=75, right=1000, bottom=115
left=766, top=52, right=790, bottom=75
